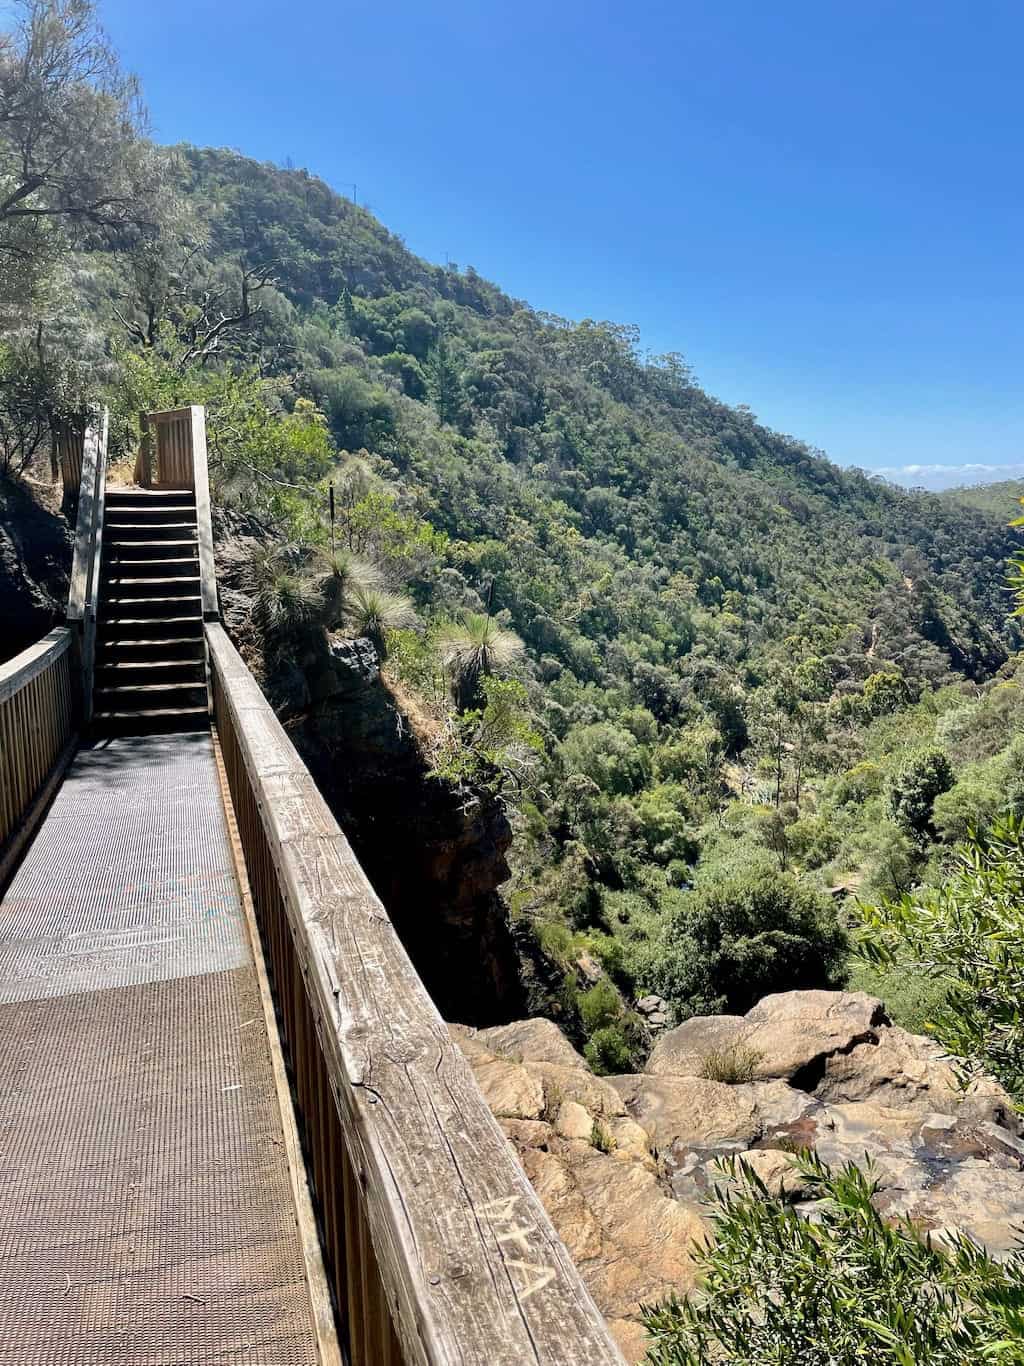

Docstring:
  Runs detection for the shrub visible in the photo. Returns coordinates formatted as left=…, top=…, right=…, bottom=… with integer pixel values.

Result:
left=862, top=669, right=911, bottom=716
left=646, top=869, right=847, bottom=1016
left=589, top=1119, right=616, bottom=1153
left=833, top=761, right=883, bottom=806
left=561, top=721, right=649, bottom=796
left=578, top=978, right=622, bottom=1033
left=859, top=812, right=1024, bottom=1099
left=584, top=1024, right=633, bottom=1075
left=641, top=1154, right=1024, bottom=1364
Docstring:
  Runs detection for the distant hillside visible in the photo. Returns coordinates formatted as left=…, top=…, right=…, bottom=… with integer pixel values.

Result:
left=943, top=479, right=1024, bottom=519
left=174, top=146, right=1020, bottom=691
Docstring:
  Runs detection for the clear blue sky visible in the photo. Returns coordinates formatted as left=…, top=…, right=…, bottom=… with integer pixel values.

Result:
left=101, top=0, right=1024, bottom=490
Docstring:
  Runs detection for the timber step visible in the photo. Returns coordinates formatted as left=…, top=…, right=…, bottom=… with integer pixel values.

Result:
left=101, top=576, right=201, bottom=593
left=106, top=539, right=198, bottom=552
left=104, top=595, right=201, bottom=611
left=103, top=557, right=198, bottom=571
left=99, top=615, right=203, bottom=629
left=96, top=659, right=205, bottom=678
left=97, top=636, right=203, bottom=652
left=94, top=482, right=209, bottom=737
left=91, top=705, right=209, bottom=734
left=103, top=521, right=199, bottom=533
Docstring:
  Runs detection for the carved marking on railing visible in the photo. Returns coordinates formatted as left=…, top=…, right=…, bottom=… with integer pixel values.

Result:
left=479, top=1195, right=557, bottom=1301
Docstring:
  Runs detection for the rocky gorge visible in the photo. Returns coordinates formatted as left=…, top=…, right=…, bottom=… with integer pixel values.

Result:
left=453, top=990, right=1024, bottom=1362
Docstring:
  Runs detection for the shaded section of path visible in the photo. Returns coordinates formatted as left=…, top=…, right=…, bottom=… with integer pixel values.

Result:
left=0, top=734, right=322, bottom=1364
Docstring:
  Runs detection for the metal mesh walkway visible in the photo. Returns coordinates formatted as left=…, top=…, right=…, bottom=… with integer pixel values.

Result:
left=0, top=734, right=323, bottom=1365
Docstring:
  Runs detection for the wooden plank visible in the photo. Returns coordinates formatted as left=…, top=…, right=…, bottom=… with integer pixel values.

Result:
left=190, top=406, right=220, bottom=620
left=66, top=423, right=100, bottom=622
left=205, top=624, right=624, bottom=1366
left=0, top=630, right=73, bottom=706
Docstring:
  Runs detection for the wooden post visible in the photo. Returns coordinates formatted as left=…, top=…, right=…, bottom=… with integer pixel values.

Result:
left=190, top=405, right=219, bottom=621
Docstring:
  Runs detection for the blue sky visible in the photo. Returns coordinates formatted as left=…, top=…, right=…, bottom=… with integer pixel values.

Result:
left=101, top=0, right=1024, bottom=490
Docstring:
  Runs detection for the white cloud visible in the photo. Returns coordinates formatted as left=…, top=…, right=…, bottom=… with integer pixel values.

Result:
left=873, top=461, right=1024, bottom=492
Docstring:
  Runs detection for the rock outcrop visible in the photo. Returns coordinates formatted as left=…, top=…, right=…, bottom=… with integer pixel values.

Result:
left=291, top=641, right=523, bottom=1024
left=215, top=545, right=524, bottom=1026
left=0, top=475, right=72, bottom=660
left=454, top=991, right=1024, bottom=1362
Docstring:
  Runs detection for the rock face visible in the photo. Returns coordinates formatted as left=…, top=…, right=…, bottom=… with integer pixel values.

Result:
left=272, top=628, right=522, bottom=1025
left=0, top=476, right=72, bottom=661
left=454, top=991, right=1024, bottom=1362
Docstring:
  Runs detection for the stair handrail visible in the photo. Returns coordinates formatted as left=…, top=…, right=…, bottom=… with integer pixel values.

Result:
left=66, top=407, right=108, bottom=724
left=136, top=404, right=218, bottom=620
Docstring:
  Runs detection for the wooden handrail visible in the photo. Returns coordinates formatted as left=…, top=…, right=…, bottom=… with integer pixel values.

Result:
left=190, top=405, right=219, bottom=620
left=66, top=409, right=108, bottom=724
left=0, top=627, right=78, bottom=889
left=206, top=621, right=624, bottom=1366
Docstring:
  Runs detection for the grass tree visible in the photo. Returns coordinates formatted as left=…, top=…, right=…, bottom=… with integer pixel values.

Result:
left=345, top=584, right=418, bottom=659
left=313, top=547, right=381, bottom=628
left=438, top=611, right=525, bottom=712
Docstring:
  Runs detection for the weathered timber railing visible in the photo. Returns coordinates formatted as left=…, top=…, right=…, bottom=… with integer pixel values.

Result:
left=66, top=409, right=108, bottom=723
left=0, top=628, right=77, bottom=888
left=206, top=621, right=624, bottom=1366
left=137, top=404, right=218, bottom=620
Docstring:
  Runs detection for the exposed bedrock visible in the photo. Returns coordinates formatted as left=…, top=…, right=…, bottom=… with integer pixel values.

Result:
left=453, top=991, right=1024, bottom=1362
left=277, top=632, right=524, bottom=1025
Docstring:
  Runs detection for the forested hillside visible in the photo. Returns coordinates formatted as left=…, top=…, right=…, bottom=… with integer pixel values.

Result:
left=3, top=3, right=1023, bottom=1073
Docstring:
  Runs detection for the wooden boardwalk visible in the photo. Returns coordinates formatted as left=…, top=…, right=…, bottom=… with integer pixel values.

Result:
left=0, top=732, right=328, bottom=1365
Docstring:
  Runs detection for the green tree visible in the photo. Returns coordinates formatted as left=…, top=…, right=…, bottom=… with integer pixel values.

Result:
left=887, top=746, right=954, bottom=844
left=862, top=669, right=912, bottom=716
left=646, top=869, right=847, bottom=1016
left=562, top=721, right=649, bottom=797
left=425, top=327, right=464, bottom=426
left=0, top=0, right=164, bottom=315
left=438, top=612, right=525, bottom=711
left=344, top=584, right=418, bottom=659
left=313, top=547, right=381, bottom=628
left=859, top=812, right=1024, bottom=1099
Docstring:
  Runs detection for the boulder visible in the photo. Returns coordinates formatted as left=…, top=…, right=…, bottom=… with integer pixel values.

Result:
left=519, top=1142, right=704, bottom=1358
left=526, top=1059, right=626, bottom=1119
left=610, top=1073, right=761, bottom=1150
left=813, top=1025, right=1018, bottom=1128
left=741, top=990, right=889, bottom=1084
left=647, top=992, right=890, bottom=1087
left=468, top=1055, right=544, bottom=1120
left=646, top=1014, right=748, bottom=1078
left=479, top=1016, right=589, bottom=1070
left=555, top=1100, right=594, bottom=1141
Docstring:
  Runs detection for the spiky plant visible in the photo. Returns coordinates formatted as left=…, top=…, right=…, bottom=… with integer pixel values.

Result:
left=437, top=612, right=525, bottom=711
left=313, top=548, right=382, bottom=628
left=344, top=584, right=418, bottom=659
left=252, top=570, right=325, bottom=648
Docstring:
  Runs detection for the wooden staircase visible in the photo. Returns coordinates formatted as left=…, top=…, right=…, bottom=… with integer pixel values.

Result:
left=93, top=489, right=209, bottom=733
